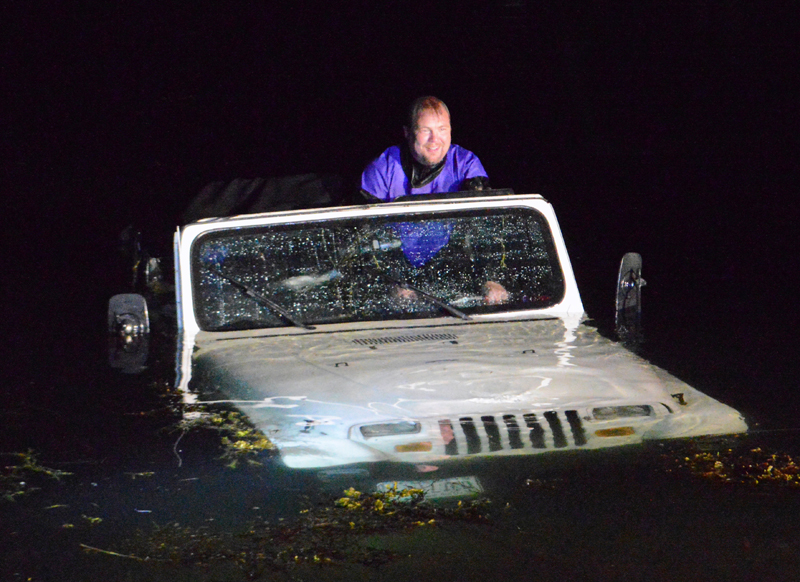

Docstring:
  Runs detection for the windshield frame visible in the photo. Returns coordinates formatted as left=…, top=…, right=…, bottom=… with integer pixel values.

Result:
left=188, top=205, right=566, bottom=332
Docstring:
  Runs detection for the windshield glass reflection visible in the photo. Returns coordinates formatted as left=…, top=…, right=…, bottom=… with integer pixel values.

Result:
left=191, top=208, right=565, bottom=331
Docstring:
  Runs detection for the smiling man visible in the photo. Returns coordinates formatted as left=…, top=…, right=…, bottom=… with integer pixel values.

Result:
left=361, top=96, right=489, bottom=202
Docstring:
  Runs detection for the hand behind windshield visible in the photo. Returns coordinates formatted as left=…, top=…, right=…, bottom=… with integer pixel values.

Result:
left=192, top=209, right=564, bottom=330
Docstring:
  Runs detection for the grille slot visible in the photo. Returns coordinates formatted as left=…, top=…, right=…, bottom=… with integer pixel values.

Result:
left=523, top=413, right=546, bottom=448
left=544, top=411, right=568, bottom=448
left=439, top=420, right=459, bottom=455
left=459, top=417, right=482, bottom=454
left=482, top=416, right=503, bottom=452
left=565, top=410, right=588, bottom=446
left=439, top=411, right=586, bottom=456
left=503, top=414, right=525, bottom=449
left=352, top=333, right=459, bottom=346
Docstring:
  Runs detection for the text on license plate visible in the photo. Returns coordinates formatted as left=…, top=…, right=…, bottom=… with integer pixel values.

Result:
left=375, top=476, right=483, bottom=500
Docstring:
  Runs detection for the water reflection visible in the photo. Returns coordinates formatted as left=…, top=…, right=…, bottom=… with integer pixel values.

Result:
left=4, top=397, right=800, bottom=582
left=2, top=317, right=799, bottom=582
left=5, top=241, right=798, bottom=581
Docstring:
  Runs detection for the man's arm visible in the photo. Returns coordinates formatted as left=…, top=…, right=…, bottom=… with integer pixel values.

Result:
left=451, top=145, right=489, bottom=189
left=360, top=147, right=397, bottom=201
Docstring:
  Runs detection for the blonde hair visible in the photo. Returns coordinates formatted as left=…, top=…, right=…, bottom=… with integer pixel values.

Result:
left=407, top=96, right=450, bottom=130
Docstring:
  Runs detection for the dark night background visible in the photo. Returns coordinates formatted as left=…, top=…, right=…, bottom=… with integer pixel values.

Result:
left=3, top=4, right=800, bottom=580
left=3, top=1, right=798, bottom=473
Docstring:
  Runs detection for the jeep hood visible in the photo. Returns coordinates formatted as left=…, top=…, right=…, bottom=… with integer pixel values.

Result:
left=191, top=319, right=687, bottom=415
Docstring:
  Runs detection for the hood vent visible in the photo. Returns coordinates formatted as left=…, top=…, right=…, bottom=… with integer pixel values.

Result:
left=352, top=333, right=459, bottom=346
left=438, top=410, right=587, bottom=456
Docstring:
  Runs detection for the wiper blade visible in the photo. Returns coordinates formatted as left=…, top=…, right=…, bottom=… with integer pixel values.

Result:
left=364, top=266, right=471, bottom=321
left=211, top=267, right=315, bottom=330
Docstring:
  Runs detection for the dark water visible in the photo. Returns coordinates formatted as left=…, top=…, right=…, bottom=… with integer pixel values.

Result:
left=4, top=237, right=800, bottom=581
left=4, top=4, right=798, bottom=581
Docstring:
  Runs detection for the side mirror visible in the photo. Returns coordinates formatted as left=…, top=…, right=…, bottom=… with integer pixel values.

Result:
left=616, top=252, right=646, bottom=346
left=108, top=293, right=150, bottom=373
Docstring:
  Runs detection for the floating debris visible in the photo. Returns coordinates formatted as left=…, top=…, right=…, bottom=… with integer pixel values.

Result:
left=170, top=406, right=276, bottom=468
left=94, top=487, right=492, bottom=578
left=665, top=446, right=800, bottom=487
left=1, top=449, right=72, bottom=501
left=82, top=515, right=104, bottom=526
left=125, top=471, right=155, bottom=479
left=80, top=544, right=154, bottom=562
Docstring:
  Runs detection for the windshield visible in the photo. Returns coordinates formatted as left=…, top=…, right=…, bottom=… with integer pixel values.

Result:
left=191, top=207, right=565, bottom=331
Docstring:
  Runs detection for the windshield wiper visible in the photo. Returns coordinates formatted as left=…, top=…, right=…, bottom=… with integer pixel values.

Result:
left=363, top=265, right=471, bottom=321
left=211, top=267, right=315, bottom=330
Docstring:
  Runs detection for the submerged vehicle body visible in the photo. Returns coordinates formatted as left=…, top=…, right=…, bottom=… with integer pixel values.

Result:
left=115, top=192, right=746, bottom=471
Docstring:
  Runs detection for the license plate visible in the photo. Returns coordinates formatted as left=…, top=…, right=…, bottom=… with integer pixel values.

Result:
left=375, top=475, right=483, bottom=500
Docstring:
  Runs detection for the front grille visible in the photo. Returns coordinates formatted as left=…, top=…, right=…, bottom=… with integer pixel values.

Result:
left=352, top=333, right=459, bottom=346
left=438, top=410, right=587, bottom=456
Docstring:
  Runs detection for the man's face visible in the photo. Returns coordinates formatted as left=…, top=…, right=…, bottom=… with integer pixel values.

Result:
left=405, top=108, right=451, bottom=166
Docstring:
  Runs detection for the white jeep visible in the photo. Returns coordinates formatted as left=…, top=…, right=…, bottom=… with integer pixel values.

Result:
left=111, top=191, right=747, bottom=471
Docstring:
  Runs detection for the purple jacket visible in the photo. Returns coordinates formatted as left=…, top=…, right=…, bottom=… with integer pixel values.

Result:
left=361, top=144, right=487, bottom=202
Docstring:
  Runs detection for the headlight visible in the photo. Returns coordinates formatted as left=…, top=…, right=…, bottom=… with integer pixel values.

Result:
left=360, top=421, right=421, bottom=438
left=592, top=405, right=652, bottom=421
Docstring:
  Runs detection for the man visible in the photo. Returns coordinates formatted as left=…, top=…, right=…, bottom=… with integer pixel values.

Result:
left=361, top=96, right=489, bottom=201
left=361, top=97, right=506, bottom=304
